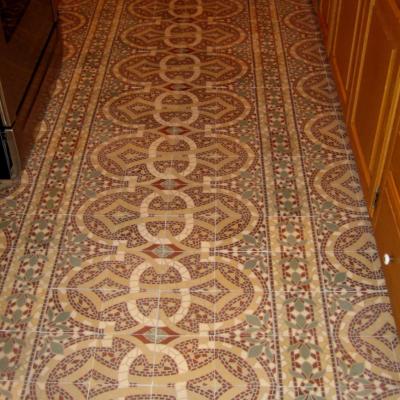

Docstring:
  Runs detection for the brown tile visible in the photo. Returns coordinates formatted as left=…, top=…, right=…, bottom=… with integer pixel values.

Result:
left=0, top=332, right=36, bottom=383
left=28, top=333, right=98, bottom=385
left=151, top=336, right=216, bottom=390
left=157, top=289, right=215, bottom=336
left=39, top=289, right=101, bottom=335
left=267, top=216, right=314, bottom=255
left=0, top=289, right=45, bottom=333
left=333, top=331, right=400, bottom=399
left=326, top=291, right=398, bottom=339
left=154, top=252, right=216, bottom=290
left=152, top=383, right=215, bottom=400
left=50, top=252, right=162, bottom=291
left=0, top=212, right=23, bottom=253
left=304, top=156, right=369, bottom=217
left=120, top=20, right=249, bottom=53
left=214, top=339, right=278, bottom=388
left=91, top=335, right=157, bottom=387
left=99, top=290, right=160, bottom=335
left=318, top=249, right=385, bottom=293
left=163, top=216, right=216, bottom=252
left=0, top=380, right=25, bottom=399
left=315, top=215, right=377, bottom=254
left=88, top=383, right=152, bottom=399
left=60, top=211, right=169, bottom=255
left=24, top=382, right=89, bottom=400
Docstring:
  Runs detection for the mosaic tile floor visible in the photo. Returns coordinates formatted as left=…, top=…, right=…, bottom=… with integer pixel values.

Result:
left=1, top=0, right=400, bottom=398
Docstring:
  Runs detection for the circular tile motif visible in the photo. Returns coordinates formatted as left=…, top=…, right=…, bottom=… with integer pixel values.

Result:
left=336, top=295, right=400, bottom=379
left=284, top=10, right=319, bottom=33
left=304, top=112, right=347, bottom=154
left=290, top=38, right=323, bottom=66
left=324, top=221, right=381, bottom=287
left=314, top=160, right=365, bottom=211
left=297, top=72, right=339, bottom=106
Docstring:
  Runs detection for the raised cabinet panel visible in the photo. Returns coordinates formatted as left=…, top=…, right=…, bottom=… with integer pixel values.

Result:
left=330, top=0, right=363, bottom=109
left=0, top=0, right=57, bottom=123
left=312, top=0, right=320, bottom=13
left=319, top=0, right=337, bottom=50
left=374, top=130, right=400, bottom=330
left=348, top=0, right=400, bottom=212
left=320, top=0, right=330, bottom=29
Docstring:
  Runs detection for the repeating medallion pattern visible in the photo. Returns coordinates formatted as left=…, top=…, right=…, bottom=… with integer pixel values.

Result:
left=0, top=0, right=399, bottom=399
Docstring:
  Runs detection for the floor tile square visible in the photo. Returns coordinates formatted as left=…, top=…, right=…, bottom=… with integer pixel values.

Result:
left=99, top=289, right=160, bottom=335
left=25, top=382, right=89, bottom=400
left=50, top=252, right=162, bottom=291
left=39, top=289, right=101, bottom=334
left=0, top=289, right=45, bottom=333
left=156, top=252, right=216, bottom=290
left=91, top=335, right=157, bottom=387
left=151, top=336, right=216, bottom=390
left=28, top=333, right=98, bottom=385
left=88, top=383, right=152, bottom=399
left=157, top=289, right=215, bottom=336
left=326, top=291, right=397, bottom=339
left=0, top=331, right=36, bottom=383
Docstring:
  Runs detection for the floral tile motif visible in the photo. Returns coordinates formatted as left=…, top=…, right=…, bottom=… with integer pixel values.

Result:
left=0, top=331, right=36, bottom=383
left=0, top=289, right=45, bottom=334
left=28, top=333, right=98, bottom=385
left=39, top=289, right=101, bottom=334
left=332, top=329, right=400, bottom=399
left=326, top=291, right=398, bottom=339
left=0, top=0, right=398, bottom=398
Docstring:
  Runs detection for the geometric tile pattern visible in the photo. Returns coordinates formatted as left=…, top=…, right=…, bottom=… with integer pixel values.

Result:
left=0, top=0, right=399, bottom=399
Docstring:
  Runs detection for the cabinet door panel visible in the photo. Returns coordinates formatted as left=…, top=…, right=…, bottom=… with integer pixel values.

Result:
left=374, top=130, right=400, bottom=331
left=0, top=0, right=56, bottom=124
left=312, top=0, right=319, bottom=13
left=331, top=0, right=362, bottom=108
left=319, top=0, right=337, bottom=50
left=348, top=0, right=400, bottom=210
left=320, top=0, right=330, bottom=27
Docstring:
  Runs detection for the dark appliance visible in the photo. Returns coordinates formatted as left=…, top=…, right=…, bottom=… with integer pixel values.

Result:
left=0, top=0, right=57, bottom=179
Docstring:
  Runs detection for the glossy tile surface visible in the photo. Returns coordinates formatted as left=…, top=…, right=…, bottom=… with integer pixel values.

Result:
left=0, top=0, right=399, bottom=398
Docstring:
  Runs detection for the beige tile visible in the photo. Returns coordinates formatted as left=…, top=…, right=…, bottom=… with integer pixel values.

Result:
left=0, top=0, right=396, bottom=397
left=24, top=382, right=89, bottom=400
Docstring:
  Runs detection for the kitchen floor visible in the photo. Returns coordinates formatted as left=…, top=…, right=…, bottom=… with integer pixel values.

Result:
left=1, top=0, right=399, bottom=399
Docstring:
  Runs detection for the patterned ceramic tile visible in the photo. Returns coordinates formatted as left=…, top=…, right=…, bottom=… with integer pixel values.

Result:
left=0, top=332, right=36, bottom=383
left=88, top=383, right=152, bottom=399
left=24, top=382, right=89, bottom=400
left=90, top=334, right=158, bottom=387
left=26, top=333, right=97, bottom=394
left=0, top=0, right=398, bottom=398
left=39, top=289, right=101, bottom=334
left=98, top=289, right=161, bottom=335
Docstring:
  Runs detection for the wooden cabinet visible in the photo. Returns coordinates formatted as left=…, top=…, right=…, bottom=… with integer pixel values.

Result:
left=0, top=0, right=57, bottom=124
left=330, top=0, right=363, bottom=110
left=321, top=0, right=400, bottom=214
left=319, top=0, right=334, bottom=49
left=315, top=0, right=400, bottom=330
left=314, top=0, right=336, bottom=51
left=347, top=0, right=400, bottom=213
left=374, top=124, right=400, bottom=329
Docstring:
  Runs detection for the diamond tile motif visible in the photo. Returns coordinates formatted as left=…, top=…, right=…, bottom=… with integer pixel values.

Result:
left=0, top=0, right=398, bottom=399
